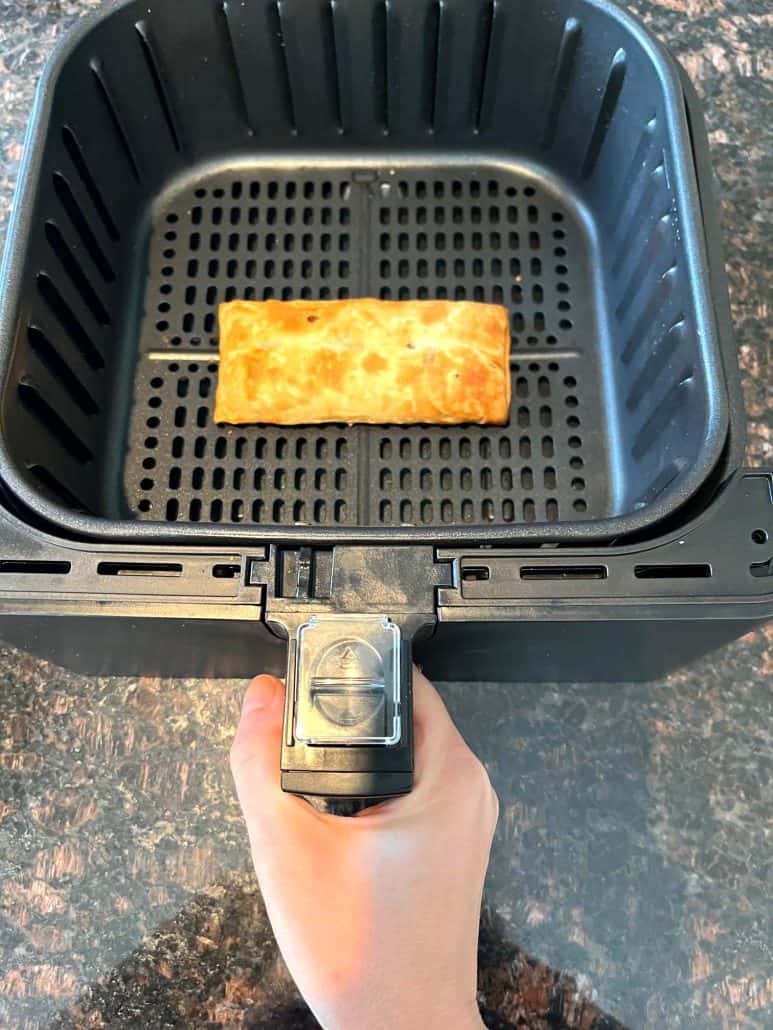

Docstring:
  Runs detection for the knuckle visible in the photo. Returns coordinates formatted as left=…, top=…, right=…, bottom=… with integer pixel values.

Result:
left=473, top=754, right=494, bottom=793
left=467, top=757, right=499, bottom=833
left=229, top=734, right=249, bottom=775
left=458, top=749, right=494, bottom=799
left=228, top=733, right=240, bottom=765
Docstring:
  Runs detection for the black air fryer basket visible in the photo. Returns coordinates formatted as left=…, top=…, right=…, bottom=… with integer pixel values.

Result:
left=0, top=0, right=769, bottom=793
left=0, top=0, right=737, bottom=542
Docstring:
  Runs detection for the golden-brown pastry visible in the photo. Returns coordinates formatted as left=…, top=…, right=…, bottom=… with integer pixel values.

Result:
left=215, top=299, right=511, bottom=425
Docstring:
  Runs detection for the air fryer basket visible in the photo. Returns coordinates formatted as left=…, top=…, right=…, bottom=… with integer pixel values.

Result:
left=0, top=0, right=730, bottom=544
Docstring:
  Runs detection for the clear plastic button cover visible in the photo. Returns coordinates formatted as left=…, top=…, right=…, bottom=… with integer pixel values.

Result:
left=294, top=616, right=401, bottom=746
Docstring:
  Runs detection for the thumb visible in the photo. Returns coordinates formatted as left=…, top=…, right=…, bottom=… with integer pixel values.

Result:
left=230, top=675, right=288, bottom=830
left=231, top=676, right=323, bottom=869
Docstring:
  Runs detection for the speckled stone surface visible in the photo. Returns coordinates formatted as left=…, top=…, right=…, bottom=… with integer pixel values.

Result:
left=0, top=2, right=771, bottom=1028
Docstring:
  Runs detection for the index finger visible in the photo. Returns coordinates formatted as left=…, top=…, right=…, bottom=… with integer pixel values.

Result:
left=411, top=665, right=465, bottom=791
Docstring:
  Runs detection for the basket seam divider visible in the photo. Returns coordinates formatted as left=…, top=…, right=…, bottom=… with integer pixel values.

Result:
left=355, top=174, right=372, bottom=528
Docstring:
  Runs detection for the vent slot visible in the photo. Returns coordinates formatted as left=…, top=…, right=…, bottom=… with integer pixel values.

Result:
left=424, top=0, right=442, bottom=131
left=44, top=221, right=111, bottom=326
left=90, top=58, right=142, bottom=181
left=750, top=558, right=772, bottom=579
left=634, top=563, right=711, bottom=579
left=373, top=0, right=390, bottom=132
left=608, top=117, right=655, bottom=232
left=323, top=0, right=344, bottom=133
left=219, top=1, right=255, bottom=133
left=269, top=0, right=297, bottom=133
left=27, top=464, right=91, bottom=513
left=37, top=273, right=104, bottom=370
left=0, top=560, right=71, bottom=575
left=613, top=165, right=664, bottom=276
left=212, top=563, right=241, bottom=579
left=52, top=172, right=116, bottom=282
left=461, top=565, right=491, bottom=582
left=621, top=270, right=675, bottom=365
left=17, top=382, right=94, bottom=464
left=542, top=17, right=581, bottom=149
left=473, top=0, right=496, bottom=131
left=521, top=565, right=607, bottom=580
left=581, top=49, right=626, bottom=178
left=135, top=20, right=184, bottom=152
left=625, top=319, right=685, bottom=412
left=61, top=125, right=120, bottom=242
left=97, top=562, right=183, bottom=577
left=631, top=370, right=692, bottom=461
left=27, top=326, right=100, bottom=416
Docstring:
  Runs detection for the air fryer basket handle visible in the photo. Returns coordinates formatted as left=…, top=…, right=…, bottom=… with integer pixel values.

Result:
left=263, top=545, right=446, bottom=810
left=280, top=614, right=415, bottom=810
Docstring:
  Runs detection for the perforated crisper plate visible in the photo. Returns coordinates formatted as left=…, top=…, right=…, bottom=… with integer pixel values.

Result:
left=124, top=166, right=609, bottom=528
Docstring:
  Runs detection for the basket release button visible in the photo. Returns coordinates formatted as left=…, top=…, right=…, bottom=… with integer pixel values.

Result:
left=294, top=616, right=401, bottom=747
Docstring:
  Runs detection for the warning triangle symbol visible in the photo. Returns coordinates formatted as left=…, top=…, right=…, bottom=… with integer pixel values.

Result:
left=339, top=646, right=357, bottom=669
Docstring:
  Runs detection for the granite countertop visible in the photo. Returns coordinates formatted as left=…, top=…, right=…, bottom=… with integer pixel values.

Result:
left=0, top=1, right=771, bottom=1028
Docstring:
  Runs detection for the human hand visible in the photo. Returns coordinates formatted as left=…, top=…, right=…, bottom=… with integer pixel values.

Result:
left=231, top=666, right=498, bottom=1030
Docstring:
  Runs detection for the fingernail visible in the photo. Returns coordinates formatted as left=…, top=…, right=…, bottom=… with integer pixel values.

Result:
left=242, top=676, right=278, bottom=714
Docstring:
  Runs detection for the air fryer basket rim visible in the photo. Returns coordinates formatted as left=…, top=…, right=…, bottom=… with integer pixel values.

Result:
left=0, top=0, right=733, bottom=548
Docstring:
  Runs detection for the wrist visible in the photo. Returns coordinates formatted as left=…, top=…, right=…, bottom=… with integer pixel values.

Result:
left=318, top=996, right=484, bottom=1030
